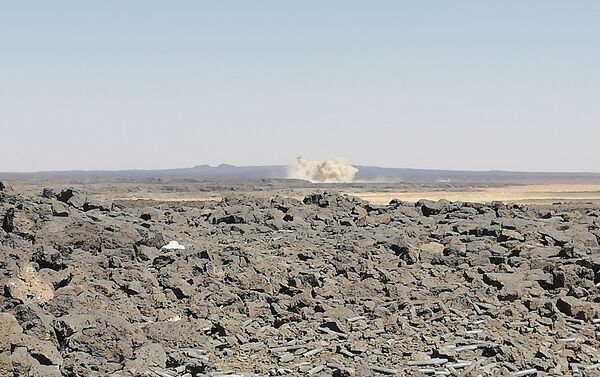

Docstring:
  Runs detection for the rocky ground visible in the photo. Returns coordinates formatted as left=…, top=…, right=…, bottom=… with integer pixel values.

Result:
left=1, top=181, right=600, bottom=376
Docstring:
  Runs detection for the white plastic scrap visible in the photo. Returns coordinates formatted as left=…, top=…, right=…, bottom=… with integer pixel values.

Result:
left=161, top=241, right=185, bottom=251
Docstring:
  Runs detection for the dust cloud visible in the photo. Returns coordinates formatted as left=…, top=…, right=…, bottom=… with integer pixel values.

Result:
left=287, top=156, right=358, bottom=183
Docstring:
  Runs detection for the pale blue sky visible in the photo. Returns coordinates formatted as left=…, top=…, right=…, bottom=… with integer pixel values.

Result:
left=1, top=1, right=598, bottom=172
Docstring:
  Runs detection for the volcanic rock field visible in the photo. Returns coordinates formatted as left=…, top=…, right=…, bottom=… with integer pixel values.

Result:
left=1, top=182, right=600, bottom=376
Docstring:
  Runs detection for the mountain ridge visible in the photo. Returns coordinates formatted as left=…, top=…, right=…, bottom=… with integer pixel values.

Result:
left=2, top=164, right=600, bottom=183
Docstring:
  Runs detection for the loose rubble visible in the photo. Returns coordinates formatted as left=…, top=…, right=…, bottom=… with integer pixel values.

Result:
left=1, top=186, right=600, bottom=376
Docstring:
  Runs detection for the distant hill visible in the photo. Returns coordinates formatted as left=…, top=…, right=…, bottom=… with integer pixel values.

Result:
left=1, top=164, right=600, bottom=183
left=0, top=164, right=288, bottom=180
left=354, top=166, right=600, bottom=183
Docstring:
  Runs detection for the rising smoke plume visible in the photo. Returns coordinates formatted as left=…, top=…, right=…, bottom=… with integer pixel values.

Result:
left=287, top=156, right=358, bottom=183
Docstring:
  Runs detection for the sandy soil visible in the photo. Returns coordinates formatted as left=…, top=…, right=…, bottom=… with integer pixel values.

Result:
left=347, top=184, right=600, bottom=205
left=110, top=184, right=600, bottom=205
left=11, top=181, right=600, bottom=205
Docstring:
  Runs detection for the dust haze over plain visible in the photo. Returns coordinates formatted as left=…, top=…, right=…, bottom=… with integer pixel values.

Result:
left=287, top=156, right=358, bottom=183
left=0, top=2, right=599, bottom=173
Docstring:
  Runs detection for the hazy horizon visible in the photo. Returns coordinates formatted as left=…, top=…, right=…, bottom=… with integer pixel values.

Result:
left=3, top=160, right=600, bottom=175
left=1, top=1, right=599, bottom=173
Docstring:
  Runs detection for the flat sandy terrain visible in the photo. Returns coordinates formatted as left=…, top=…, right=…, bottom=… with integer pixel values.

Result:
left=347, top=184, right=600, bottom=205
left=105, top=184, right=600, bottom=205
left=7, top=180, right=600, bottom=205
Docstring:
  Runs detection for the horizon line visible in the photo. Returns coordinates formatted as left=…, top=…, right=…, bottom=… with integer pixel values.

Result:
left=1, top=163, right=600, bottom=176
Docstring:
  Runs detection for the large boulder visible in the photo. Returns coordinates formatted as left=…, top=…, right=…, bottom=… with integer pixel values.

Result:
left=416, top=199, right=454, bottom=217
left=41, top=188, right=55, bottom=199
left=10, top=334, right=63, bottom=366
left=556, top=296, right=600, bottom=320
left=0, top=353, right=11, bottom=376
left=55, top=188, right=111, bottom=212
left=302, top=193, right=329, bottom=208
left=2, top=208, right=36, bottom=235
left=0, top=313, right=23, bottom=352
left=5, top=265, right=54, bottom=304
left=56, top=188, right=86, bottom=210
left=50, top=200, right=69, bottom=217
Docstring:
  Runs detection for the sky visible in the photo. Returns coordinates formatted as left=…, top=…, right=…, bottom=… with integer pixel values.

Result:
left=1, top=1, right=599, bottom=173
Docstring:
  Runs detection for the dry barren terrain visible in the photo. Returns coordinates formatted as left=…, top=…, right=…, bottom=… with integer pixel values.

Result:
left=2, top=180, right=600, bottom=376
left=92, top=184, right=600, bottom=206
left=347, top=184, right=600, bottom=205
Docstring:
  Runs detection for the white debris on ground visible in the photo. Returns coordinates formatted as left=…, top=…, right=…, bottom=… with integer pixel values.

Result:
left=161, top=240, right=185, bottom=251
